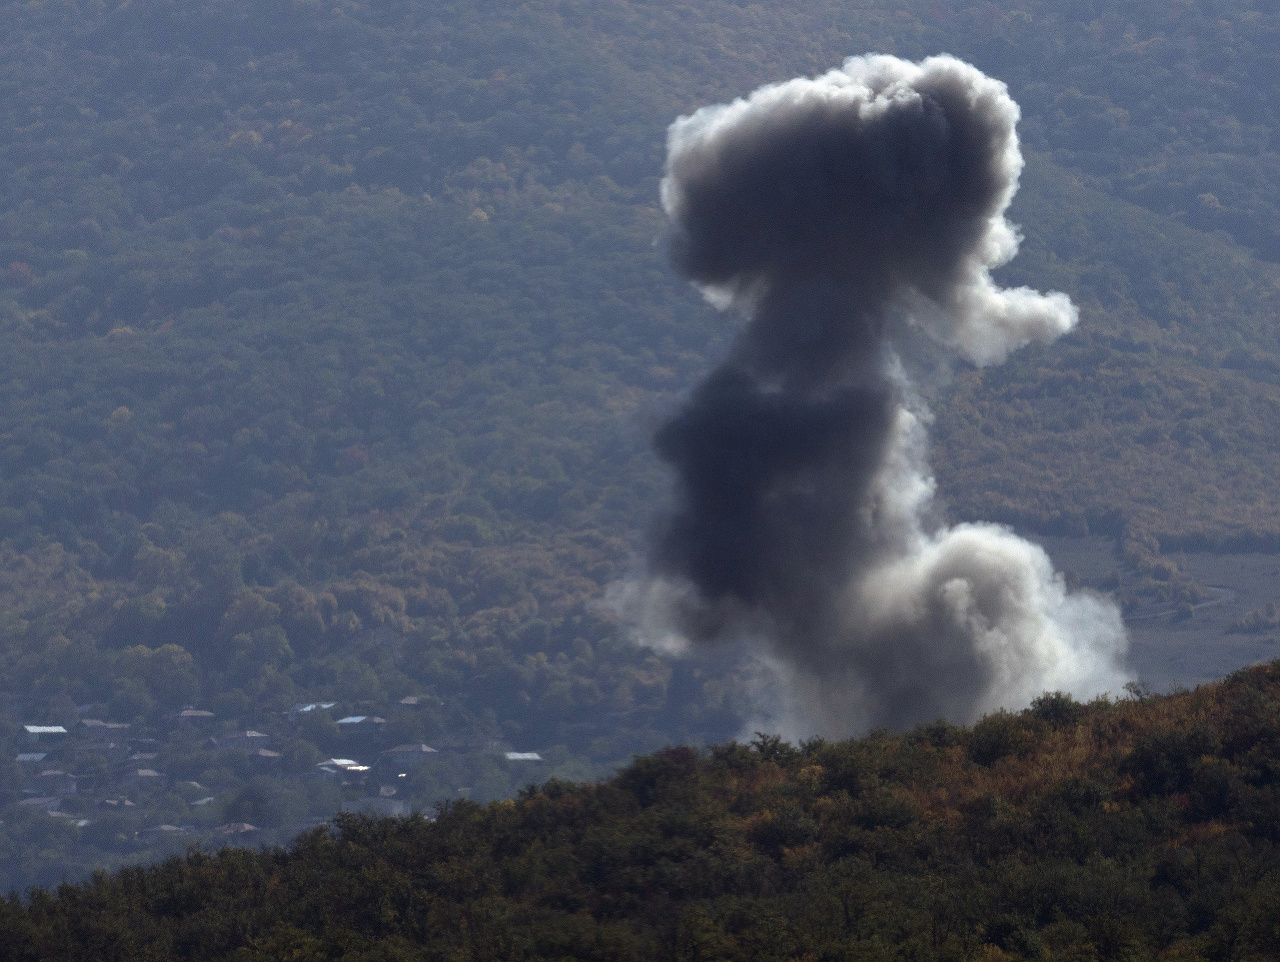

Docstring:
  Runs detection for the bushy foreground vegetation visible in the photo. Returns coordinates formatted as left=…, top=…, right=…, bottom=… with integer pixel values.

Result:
left=2, top=0, right=1280, bottom=885
left=8, top=664, right=1280, bottom=960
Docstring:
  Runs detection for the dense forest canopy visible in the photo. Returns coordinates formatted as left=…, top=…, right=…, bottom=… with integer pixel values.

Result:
left=8, top=664, right=1280, bottom=960
left=0, top=0, right=1277, bottom=887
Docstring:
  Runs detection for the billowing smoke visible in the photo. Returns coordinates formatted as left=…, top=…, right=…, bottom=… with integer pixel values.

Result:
left=616, top=54, right=1129, bottom=738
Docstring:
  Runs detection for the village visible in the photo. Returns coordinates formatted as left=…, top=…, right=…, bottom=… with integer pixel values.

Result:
left=6, top=696, right=544, bottom=853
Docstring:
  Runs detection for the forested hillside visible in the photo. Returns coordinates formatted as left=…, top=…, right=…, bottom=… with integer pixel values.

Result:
left=0, top=0, right=1278, bottom=887
left=8, top=664, right=1280, bottom=960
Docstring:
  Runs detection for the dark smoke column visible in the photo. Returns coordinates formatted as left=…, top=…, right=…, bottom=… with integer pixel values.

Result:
left=615, top=55, right=1129, bottom=738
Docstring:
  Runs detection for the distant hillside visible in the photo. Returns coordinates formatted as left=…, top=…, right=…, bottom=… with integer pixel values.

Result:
left=2, top=0, right=1280, bottom=889
left=8, top=663, right=1280, bottom=960
left=936, top=157, right=1280, bottom=548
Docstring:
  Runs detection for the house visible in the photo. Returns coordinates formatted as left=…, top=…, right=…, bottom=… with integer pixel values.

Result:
left=80, top=719, right=130, bottom=731
left=119, top=752, right=158, bottom=774
left=249, top=748, right=282, bottom=763
left=336, top=716, right=387, bottom=748
left=177, top=709, right=214, bottom=726
left=315, top=758, right=370, bottom=782
left=15, top=752, right=47, bottom=765
left=213, top=822, right=257, bottom=836
left=22, top=725, right=67, bottom=744
left=121, top=769, right=167, bottom=792
left=71, top=740, right=127, bottom=761
left=215, top=730, right=269, bottom=748
left=504, top=752, right=543, bottom=762
left=18, top=796, right=61, bottom=812
left=316, top=757, right=368, bottom=773
left=377, top=744, right=438, bottom=770
left=288, top=701, right=337, bottom=716
left=37, top=770, right=77, bottom=795
left=47, top=812, right=91, bottom=827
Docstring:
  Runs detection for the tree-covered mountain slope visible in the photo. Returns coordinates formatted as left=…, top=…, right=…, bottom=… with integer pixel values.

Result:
left=1, top=0, right=1279, bottom=888
left=8, top=663, right=1280, bottom=961
left=936, top=156, right=1280, bottom=548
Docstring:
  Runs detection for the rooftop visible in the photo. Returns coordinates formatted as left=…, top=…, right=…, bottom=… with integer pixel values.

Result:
left=214, top=822, right=257, bottom=835
left=291, top=702, right=337, bottom=713
left=336, top=715, right=386, bottom=725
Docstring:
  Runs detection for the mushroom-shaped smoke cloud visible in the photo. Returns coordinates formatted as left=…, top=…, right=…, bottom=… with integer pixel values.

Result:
left=615, top=55, right=1130, bottom=738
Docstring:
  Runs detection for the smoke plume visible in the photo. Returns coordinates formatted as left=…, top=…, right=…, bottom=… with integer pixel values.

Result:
left=618, top=54, right=1129, bottom=738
